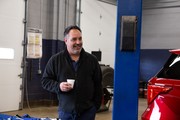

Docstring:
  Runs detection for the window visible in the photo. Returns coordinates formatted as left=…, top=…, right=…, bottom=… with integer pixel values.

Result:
left=166, top=56, right=180, bottom=79
left=0, top=48, right=14, bottom=59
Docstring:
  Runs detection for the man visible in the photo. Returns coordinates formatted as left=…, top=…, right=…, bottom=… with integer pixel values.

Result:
left=41, top=25, right=102, bottom=120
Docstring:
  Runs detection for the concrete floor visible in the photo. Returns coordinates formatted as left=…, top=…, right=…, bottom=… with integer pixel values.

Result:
left=2, top=98, right=147, bottom=120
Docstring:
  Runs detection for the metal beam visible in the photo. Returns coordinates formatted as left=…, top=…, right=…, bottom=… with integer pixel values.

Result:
left=113, top=0, right=142, bottom=120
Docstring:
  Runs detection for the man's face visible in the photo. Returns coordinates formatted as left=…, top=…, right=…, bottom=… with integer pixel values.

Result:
left=64, top=29, right=83, bottom=55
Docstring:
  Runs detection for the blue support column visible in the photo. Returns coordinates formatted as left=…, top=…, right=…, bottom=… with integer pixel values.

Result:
left=113, top=0, right=142, bottom=120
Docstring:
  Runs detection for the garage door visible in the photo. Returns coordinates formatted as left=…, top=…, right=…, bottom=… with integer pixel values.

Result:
left=0, top=0, right=24, bottom=112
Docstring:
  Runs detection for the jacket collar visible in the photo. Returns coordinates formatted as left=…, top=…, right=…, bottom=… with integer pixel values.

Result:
left=63, top=47, right=86, bottom=62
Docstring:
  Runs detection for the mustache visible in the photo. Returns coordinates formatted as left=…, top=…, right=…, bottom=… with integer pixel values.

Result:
left=73, top=44, right=82, bottom=47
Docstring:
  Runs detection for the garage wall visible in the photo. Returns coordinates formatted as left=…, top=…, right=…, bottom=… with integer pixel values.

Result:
left=141, top=0, right=180, bottom=49
left=24, top=0, right=77, bottom=106
left=80, top=0, right=117, bottom=68
left=140, top=0, right=180, bottom=82
left=80, top=0, right=180, bottom=82
left=28, top=0, right=76, bottom=40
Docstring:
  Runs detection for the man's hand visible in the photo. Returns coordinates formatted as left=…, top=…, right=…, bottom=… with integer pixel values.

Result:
left=60, top=82, right=73, bottom=92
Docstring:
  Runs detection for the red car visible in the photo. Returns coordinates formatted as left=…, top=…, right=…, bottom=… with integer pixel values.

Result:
left=142, top=49, right=180, bottom=120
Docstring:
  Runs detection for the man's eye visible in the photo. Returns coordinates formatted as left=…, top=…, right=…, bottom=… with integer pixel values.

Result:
left=72, top=38, right=76, bottom=41
left=71, top=38, right=82, bottom=41
left=79, top=37, right=82, bottom=41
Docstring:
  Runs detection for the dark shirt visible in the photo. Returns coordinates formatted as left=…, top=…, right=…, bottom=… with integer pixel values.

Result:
left=72, top=60, right=79, bottom=72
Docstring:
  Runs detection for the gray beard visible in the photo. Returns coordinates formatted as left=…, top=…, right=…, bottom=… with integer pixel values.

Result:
left=72, top=48, right=82, bottom=55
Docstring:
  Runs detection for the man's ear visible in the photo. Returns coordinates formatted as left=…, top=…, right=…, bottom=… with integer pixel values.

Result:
left=64, top=38, right=67, bottom=43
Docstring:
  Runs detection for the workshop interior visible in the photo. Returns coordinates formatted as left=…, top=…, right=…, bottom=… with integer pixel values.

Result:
left=1, top=0, right=180, bottom=120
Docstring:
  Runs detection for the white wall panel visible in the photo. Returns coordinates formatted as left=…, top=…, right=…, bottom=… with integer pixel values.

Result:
left=80, top=0, right=116, bottom=68
left=141, top=0, right=180, bottom=49
left=0, top=0, right=24, bottom=112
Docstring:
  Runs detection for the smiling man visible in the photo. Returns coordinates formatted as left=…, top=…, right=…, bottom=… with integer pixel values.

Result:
left=41, top=25, right=103, bottom=120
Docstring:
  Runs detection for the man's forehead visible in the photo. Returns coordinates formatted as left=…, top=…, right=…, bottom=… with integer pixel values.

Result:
left=69, top=29, right=81, bottom=34
left=68, top=30, right=82, bottom=37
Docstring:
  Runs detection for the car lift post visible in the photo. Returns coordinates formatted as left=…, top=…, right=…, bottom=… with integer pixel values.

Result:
left=113, top=0, right=142, bottom=120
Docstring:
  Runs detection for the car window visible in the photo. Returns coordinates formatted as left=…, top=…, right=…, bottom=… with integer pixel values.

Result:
left=169, top=55, right=180, bottom=67
left=165, top=55, right=180, bottom=79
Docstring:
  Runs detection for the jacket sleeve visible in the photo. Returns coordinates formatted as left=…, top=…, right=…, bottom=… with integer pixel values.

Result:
left=41, top=56, right=60, bottom=93
left=93, top=61, right=103, bottom=110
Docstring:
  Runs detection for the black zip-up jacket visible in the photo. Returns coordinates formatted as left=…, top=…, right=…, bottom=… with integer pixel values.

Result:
left=41, top=48, right=102, bottom=114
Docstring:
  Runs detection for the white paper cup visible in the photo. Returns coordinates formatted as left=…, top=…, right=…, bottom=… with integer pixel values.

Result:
left=67, top=79, right=75, bottom=88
